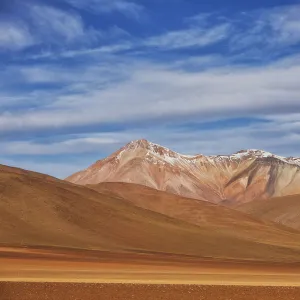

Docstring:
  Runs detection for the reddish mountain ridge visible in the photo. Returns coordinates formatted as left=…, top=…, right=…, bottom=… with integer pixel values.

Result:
left=66, top=139, right=300, bottom=206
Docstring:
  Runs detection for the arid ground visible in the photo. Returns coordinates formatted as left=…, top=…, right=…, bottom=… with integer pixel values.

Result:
left=1, top=246, right=300, bottom=285
left=1, top=246, right=300, bottom=299
left=1, top=165, right=300, bottom=299
left=2, top=283, right=300, bottom=300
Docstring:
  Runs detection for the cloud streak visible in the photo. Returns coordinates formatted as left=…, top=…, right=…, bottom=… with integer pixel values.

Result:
left=2, top=115, right=300, bottom=178
left=0, top=21, right=35, bottom=50
left=231, top=4, right=300, bottom=52
left=1, top=54, right=300, bottom=133
left=29, top=5, right=101, bottom=46
left=144, top=24, right=231, bottom=50
left=0, top=3, right=101, bottom=52
left=65, top=0, right=144, bottom=19
left=1, top=115, right=300, bottom=168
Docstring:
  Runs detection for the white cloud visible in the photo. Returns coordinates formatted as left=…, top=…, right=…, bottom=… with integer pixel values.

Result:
left=23, top=18, right=230, bottom=59
left=165, top=122, right=300, bottom=158
left=2, top=114, right=300, bottom=179
left=264, top=5, right=300, bottom=47
left=0, top=135, right=124, bottom=155
left=65, top=0, right=143, bottom=19
left=29, top=5, right=100, bottom=45
left=0, top=21, right=35, bottom=50
left=46, top=41, right=133, bottom=59
left=25, top=24, right=229, bottom=59
left=1, top=54, right=300, bottom=133
left=231, top=4, right=300, bottom=51
left=19, top=67, right=73, bottom=83
left=171, top=55, right=225, bottom=69
left=145, top=24, right=230, bottom=50
left=186, top=13, right=214, bottom=26
left=15, top=60, right=129, bottom=87
left=2, top=122, right=298, bottom=178
left=0, top=4, right=101, bottom=52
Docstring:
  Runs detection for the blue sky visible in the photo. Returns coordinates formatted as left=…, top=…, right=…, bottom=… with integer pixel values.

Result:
left=1, top=0, right=300, bottom=178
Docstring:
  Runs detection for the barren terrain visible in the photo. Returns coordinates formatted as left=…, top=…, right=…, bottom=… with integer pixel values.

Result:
left=2, top=164, right=300, bottom=261
left=2, top=164, right=300, bottom=299
left=1, top=246, right=300, bottom=286
left=2, top=283, right=300, bottom=300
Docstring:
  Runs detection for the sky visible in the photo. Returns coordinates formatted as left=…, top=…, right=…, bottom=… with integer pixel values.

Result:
left=1, top=0, right=300, bottom=178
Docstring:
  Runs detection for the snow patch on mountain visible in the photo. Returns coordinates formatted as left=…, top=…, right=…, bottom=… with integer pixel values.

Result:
left=116, top=140, right=300, bottom=167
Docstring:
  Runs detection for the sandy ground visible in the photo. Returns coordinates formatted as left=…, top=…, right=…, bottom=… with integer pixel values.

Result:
left=1, top=247, right=300, bottom=286
left=1, top=283, right=300, bottom=300
left=1, top=247, right=300, bottom=299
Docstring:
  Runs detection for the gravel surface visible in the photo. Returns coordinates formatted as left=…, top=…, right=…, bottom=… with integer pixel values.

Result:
left=1, top=283, right=300, bottom=300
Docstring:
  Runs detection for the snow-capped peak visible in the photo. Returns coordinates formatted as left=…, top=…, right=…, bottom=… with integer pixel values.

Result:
left=115, top=139, right=197, bottom=166
left=233, top=149, right=281, bottom=159
left=236, top=149, right=274, bottom=156
left=125, top=139, right=180, bottom=158
left=207, top=149, right=300, bottom=166
left=115, top=140, right=300, bottom=167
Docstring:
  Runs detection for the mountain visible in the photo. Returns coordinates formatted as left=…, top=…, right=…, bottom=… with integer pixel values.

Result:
left=237, top=194, right=300, bottom=230
left=66, top=139, right=300, bottom=206
left=2, top=164, right=300, bottom=262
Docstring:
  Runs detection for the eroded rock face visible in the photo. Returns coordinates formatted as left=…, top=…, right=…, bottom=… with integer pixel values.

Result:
left=66, top=140, right=300, bottom=206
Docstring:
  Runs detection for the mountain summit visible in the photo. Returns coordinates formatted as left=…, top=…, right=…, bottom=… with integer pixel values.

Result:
left=66, top=140, right=300, bottom=206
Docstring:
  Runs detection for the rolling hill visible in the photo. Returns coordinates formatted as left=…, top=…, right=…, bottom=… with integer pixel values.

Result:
left=90, top=182, right=300, bottom=241
left=237, top=194, right=300, bottom=230
left=1, top=164, right=300, bottom=262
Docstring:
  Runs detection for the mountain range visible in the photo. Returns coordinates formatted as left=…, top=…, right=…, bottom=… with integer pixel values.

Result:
left=66, top=139, right=300, bottom=207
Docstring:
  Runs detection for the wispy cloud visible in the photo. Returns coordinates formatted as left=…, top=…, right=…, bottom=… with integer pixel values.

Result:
left=63, top=43, right=133, bottom=57
left=27, top=23, right=231, bottom=59
left=265, top=5, right=300, bottom=47
left=3, top=114, right=300, bottom=178
left=0, top=4, right=101, bottom=52
left=0, top=135, right=122, bottom=155
left=29, top=5, right=100, bottom=46
left=2, top=115, right=300, bottom=160
left=0, top=21, right=35, bottom=50
left=144, top=24, right=230, bottom=50
left=19, top=66, right=78, bottom=84
left=1, top=53, right=300, bottom=133
left=231, top=4, right=300, bottom=52
left=24, top=24, right=231, bottom=59
left=65, top=0, right=144, bottom=19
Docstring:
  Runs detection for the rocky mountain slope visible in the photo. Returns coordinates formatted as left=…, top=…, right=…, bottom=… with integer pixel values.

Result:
left=66, top=139, right=300, bottom=206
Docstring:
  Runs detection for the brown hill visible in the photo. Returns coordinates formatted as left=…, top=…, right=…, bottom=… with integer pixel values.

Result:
left=1, top=164, right=300, bottom=262
left=237, top=194, right=300, bottom=230
left=66, top=139, right=300, bottom=206
left=90, top=182, right=300, bottom=242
